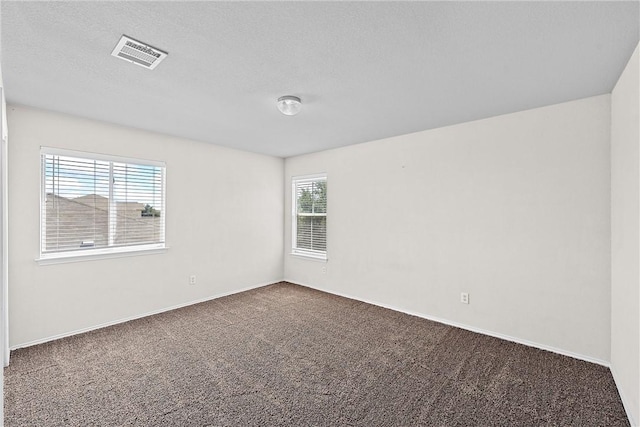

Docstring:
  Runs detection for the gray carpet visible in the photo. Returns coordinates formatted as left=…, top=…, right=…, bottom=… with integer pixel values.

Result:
left=4, top=282, right=629, bottom=426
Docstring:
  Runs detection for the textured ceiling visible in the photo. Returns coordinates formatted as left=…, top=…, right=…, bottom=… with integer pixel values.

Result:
left=1, top=1, right=639, bottom=158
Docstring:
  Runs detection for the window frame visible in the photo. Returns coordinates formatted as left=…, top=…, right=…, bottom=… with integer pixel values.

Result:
left=291, top=173, right=327, bottom=261
left=38, top=147, right=167, bottom=264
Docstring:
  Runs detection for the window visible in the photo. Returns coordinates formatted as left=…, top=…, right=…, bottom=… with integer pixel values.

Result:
left=292, top=174, right=327, bottom=259
left=40, top=148, right=165, bottom=260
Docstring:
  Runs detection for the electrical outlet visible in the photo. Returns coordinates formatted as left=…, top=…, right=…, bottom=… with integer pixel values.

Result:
left=460, top=292, right=469, bottom=304
left=321, top=266, right=327, bottom=274
left=189, top=275, right=197, bottom=285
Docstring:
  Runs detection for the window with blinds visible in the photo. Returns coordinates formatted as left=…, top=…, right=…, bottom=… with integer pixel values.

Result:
left=292, top=174, right=327, bottom=259
left=40, top=148, right=165, bottom=258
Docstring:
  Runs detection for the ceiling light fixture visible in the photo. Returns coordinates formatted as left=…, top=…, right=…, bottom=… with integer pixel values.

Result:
left=277, top=95, right=302, bottom=116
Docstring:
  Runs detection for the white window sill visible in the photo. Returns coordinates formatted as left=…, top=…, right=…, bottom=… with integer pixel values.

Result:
left=36, top=245, right=168, bottom=265
left=290, top=251, right=327, bottom=262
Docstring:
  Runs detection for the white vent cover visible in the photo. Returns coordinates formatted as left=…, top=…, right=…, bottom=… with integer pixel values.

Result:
left=111, top=35, right=167, bottom=70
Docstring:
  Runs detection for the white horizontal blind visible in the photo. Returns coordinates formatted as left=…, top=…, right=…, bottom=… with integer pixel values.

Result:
left=293, top=175, right=326, bottom=258
left=111, top=162, right=164, bottom=247
left=41, top=149, right=165, bottom=256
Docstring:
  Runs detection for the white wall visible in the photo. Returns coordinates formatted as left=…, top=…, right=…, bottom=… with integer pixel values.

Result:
left=285, top=95, right=612, bottom=363
left=611, top=42, right=640, bottom=426
left=1, top=69, right=9, bottom=366
left=0, top=50, right=6, bottom=426
left=7, top=105, right=284, bottom=347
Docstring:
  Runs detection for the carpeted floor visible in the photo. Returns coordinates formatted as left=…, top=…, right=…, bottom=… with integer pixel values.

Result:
left=4, top=282, right=629, bottom=426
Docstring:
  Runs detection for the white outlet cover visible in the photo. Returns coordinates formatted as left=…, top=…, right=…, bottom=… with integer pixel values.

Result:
left=460, top=292, right=469, bottom=304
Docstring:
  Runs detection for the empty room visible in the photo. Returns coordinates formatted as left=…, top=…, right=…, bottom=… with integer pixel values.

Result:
left=0, top=1, right=639, bottom=426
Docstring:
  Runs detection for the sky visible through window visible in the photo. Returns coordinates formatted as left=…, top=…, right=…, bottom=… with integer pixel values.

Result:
left=44, top=155, right=163, bottom=207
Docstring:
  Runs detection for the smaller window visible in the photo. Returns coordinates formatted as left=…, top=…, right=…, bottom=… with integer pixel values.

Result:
left=292, top=174, right=327, bottom=260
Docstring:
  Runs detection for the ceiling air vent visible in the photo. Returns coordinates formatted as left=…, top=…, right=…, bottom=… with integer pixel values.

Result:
left=111, top=35, right=167, bottom=70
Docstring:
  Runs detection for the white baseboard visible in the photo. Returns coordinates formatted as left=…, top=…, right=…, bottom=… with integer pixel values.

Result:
left=286, top=279, right=610, bottom=367
left=14, top=278, right=612, bottom=367
left=611, top=365, right=639, bottom=426
left=11, top=278, right=630, bottom=424
left=10, top=280, right=281, bottom=351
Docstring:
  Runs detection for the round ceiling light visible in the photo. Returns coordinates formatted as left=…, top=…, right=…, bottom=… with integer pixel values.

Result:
left=277, top=95, right=302, bottom=116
